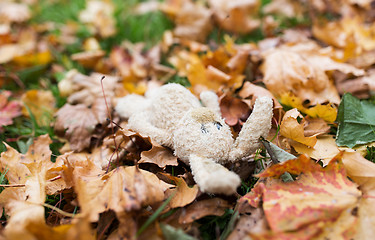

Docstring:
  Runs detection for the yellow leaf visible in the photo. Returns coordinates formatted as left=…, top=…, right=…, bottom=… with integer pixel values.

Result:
left=280, top=108, right=317, bottom=147
left=280, top=93, right=337, bottom=122
left=13, top=51, right=53, bottom=66
left=21, top=90, right=56, bottom=126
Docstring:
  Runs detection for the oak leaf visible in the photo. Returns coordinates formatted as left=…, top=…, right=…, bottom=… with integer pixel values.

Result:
left=164, top=175, right=199, bottom=209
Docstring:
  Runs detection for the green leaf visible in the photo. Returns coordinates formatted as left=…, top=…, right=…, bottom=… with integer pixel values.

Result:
left=160, top=224, right=196, bottom=240
left=336, top=93, right=375, bottom=148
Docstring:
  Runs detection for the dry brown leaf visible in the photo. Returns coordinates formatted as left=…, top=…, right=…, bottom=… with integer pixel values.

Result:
left=261, top=43, right=364, bottom=105
left=58, top=69, right=120, bottom=106
left=139, top=142, right=178, bottom=168
left=178, top=198, right=232, bottom=224
left=227, top=208, right=266, bottom=240
left=340, top=151, right=375, bottom=239
left=238, top=81, right=281, bottom=109
left=79, top=0, right=116, bottom=37
left=161, top=0, right=212, bottom=42
left=54, top=98, right=108, bottom=152
left=280, top=108, right=317, bottom=147
left=75, top=166, right=172, bottom=222
left=209, top=0, right=260, bottom=34
left=165, top=175, right=199, bottom=209
left=0, top=135, right=53, bottom=239
left=21, top=90, right=56, bottom=126
left=263, top=0, right=304, bottom=18
left=336, top=69, right=375, bottom=99
left=303, top=117, right=331, bottom=137
left=219, top=93, right=250, bottom=127
left=291, top=136, right=341, bottom=166
left=0, top=2, right=30, bottom=23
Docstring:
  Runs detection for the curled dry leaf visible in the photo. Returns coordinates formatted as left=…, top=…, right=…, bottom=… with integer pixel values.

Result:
left=139, top=141, right=178, bottom=168
left=178, top=198, right=232, bottom=224
left=240, top=155, right=361, bottom=239
left=54, top=98, right=108, bottom=152
left=238, top=81, right=282, bottom=109
left=0, top=90, right=21, bottom=131
left=291, top=136, right=341, bottom=166
left=261, top=43, right=364, bottom=106
left=280, top=108, right=317, bottom=147
left=75, top=166, right=173, bottom=222
left=340, top=151, right=375, bottom=239
left=209, top=0, right=260, bottom=34
left=219, top=93, right=250, bottom=127
left=58, top=69, right=120, bottom=106
left=21, top=89, right=56, bottom=126
left=336, top=69, right=375, bottom=99
left=161, top=0, right=212, bottom=42
left=164, top=175, right=199, bottom=209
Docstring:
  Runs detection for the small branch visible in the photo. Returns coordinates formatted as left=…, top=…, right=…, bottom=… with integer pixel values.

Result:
left=0, top=184, right=25, bottom=188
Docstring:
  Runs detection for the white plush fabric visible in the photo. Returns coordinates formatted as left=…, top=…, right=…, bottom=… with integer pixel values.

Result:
left=115, top=83, right=273, bottom=195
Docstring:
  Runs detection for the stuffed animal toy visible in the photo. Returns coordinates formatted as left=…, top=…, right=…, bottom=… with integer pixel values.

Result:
left=115, top=83, right=273, bottom=195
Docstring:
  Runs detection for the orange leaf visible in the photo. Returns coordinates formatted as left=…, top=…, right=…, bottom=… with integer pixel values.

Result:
left=240, top=155, right=361, bottom=238
left=280, top=108, right=317, bottom=147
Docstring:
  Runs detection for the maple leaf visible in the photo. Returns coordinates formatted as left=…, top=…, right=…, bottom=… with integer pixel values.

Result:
left=54, top=98, right=109, bottom=152
left=239, top=155, right=361, bottom=239
left=74, top=166, right=172, bottom=222
left=0, top=91, right=21, bottom=131
left=0, top=135, right=56, bottom=239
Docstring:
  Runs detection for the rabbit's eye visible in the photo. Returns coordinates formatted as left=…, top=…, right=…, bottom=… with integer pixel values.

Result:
left=201, top=124, right=208, bottom=134
left=215, top=122, right=222, bottom=130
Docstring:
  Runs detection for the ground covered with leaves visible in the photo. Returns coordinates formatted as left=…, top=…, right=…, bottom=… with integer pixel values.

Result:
left=1, top=0, right=375, bottom=239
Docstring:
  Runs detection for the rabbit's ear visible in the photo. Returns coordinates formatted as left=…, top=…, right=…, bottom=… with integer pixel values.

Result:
left=229, top=97, right=273, bottom=162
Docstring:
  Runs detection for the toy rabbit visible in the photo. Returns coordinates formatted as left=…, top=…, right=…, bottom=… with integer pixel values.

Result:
left=115, top=83, right=273, bottom=194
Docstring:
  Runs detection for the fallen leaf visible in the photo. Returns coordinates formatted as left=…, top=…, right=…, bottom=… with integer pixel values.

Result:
left=178, top=198, right=232, bottom=224
left=58, top=69, right=120, bottom=106
left=161, top=0, right=212, bottom=42
left=303, top=117, right=330, bottom=137
left=209, top=0, right=260, bottom=34
left=0, top=2, right=30, bottom=23
left=0, top=91, right=21, bottom=131
left=240, top=155, right=361, bottom=239
left=280, top=93, right=338, bottom=122
left=280, top=108, right=317, bottom=147
left=291, top=136, right=341, bottom=166
left=139, top=142, right=178, bottom=168
left=79, top=0, right=116, bottom=37
left=165, top=175, right=199, bottom=209
left=21, top=90, right=56, bottom=126
left=238, top=81, right=282, bottom=109
left=0, top=135, right=53, bottom=239
left=336, top=93, right=375, bottom=148
left=336, top=69, right=375, bottom=99
left=54, top=98, right=108, bottom=151
left=340, top=151, right=375, bottom=239
left=75, top=166, right=172, bottom=222
left=219, top=93, right=250, bottom=127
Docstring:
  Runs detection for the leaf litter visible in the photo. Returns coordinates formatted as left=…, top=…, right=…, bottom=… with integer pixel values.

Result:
left=1, top=0, right=375, bottom=239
